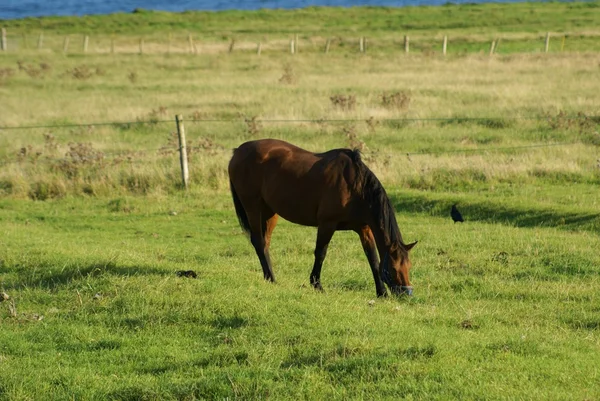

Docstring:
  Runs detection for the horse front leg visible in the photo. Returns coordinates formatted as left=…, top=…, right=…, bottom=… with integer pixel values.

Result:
left=310, top=224, right=336, bottom=292
left=358, top=226, right=387, bottom=297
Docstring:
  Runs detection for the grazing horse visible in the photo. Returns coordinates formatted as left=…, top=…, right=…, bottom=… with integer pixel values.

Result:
left=228, top=139, right=417, bottom=297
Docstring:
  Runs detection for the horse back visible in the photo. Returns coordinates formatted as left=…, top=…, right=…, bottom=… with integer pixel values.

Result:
left=228, top=139, right=365, bottom=226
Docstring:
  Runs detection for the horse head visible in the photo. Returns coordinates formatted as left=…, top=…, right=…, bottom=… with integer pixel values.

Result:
left=381, top=241, right=417, bottom=296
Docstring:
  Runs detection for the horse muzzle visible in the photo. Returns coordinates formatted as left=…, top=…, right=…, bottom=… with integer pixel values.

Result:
left=400, top=286, right=413, bottom=296
left=389, top=284, right=413, bottom=296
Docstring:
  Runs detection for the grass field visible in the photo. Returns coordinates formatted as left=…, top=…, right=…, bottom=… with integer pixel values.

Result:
left=1, top=2, right=600, bottom=400
left=2, top=2, right=600, bottom=55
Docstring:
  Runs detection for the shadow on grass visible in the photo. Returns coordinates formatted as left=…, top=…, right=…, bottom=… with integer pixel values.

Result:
left=1, top=261, right=170, bottom=290
left=390, top=193, right=600, bottom=233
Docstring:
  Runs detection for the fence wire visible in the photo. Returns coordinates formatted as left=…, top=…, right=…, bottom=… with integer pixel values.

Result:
left=0, top=114, right=594, bottom=131
left=0, top=115, right=595, bottom=166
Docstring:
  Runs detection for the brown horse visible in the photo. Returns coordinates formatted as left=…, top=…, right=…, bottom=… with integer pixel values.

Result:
left=228, top=139, right=417, bottom=297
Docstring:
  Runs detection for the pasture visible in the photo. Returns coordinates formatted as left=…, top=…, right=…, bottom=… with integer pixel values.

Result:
left=1, top=3, right=600, bottom=399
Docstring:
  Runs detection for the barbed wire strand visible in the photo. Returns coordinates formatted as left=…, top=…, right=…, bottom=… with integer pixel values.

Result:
left=0, top=141, right=583, bottom=167
left=0, top=114, right=597, bottom=131
left=405, top=141, right=579, bottom=156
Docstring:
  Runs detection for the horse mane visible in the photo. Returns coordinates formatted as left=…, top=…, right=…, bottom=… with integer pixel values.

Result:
left=349, top=149, right=405, bottom=247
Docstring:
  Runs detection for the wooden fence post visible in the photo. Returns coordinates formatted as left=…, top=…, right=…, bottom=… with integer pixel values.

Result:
left=442, top=35, right=447, bottom=56
left=324, top=38, right=331, bottom=54
left=544, top=32, right=550, bottom=53
left=1, top=28, right=6, bottom=52
left=290, top=39, right=295, bottom=54
left=175, top=115, right=189, bottom=190
left=256, top=42, right=262, bottom=55
left=404, top=35, right=409, bottom=54
left=359, top=36, right=365, bottom=53
left=489, top=39, right=496, bottom=55
left=561, top=35, right=566, bottom=52
left=188, top=34, right=194, bottom=54
left=83, top=35, right=89, bottom=53
left=63, top=35, right=70, bottom=53
left=228, top=39, right=235, bottom=54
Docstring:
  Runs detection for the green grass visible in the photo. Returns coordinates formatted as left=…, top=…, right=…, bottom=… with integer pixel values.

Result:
left=1, top=193, right=599, bottom=399
left=3, top=2, right=600, bottom=37
left=1, top=2, right=600, bottom=399
left=1, top=2, right=600, bottom=54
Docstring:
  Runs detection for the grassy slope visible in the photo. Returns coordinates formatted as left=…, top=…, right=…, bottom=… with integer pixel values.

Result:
left=1, top=1, right=600, bottom=55
left=2, top=2, right=600, bottom=37
left=1, top=2, right=600, bottom=400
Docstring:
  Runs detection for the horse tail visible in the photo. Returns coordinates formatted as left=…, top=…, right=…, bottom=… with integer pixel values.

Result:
left=230, top=179, right=251, bottom=237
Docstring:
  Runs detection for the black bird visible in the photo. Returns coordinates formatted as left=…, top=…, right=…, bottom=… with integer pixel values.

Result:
left=176, top=270, right=198, bottom=278
left=451, top=204, right=464, bottom=223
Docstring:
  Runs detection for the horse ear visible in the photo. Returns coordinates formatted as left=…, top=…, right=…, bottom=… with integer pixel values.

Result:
left=405, top=241, right=418, bottom=252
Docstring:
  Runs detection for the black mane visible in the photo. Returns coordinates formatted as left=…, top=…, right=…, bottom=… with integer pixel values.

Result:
left=350, top=149, right=405, bottom=247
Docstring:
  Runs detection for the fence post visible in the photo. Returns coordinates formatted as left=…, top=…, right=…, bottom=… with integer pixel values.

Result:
left=561, top=35, right=566, bottom=51
left=359, top=36, right=364, bottom=53
left=404, top=35, right=409, bottom=54
left=63, top=35, right=70, bottom=53
left=188, top=34, right=194, bottom=54
left=256, top=42, right=262, bottom=55
left=325, top=38, right=331, bottom=54
left=228, top=39, right=235, bottom=54
left=290, top=39, right=295, bottom=54
left=489, top=39, right=496, bottom=56
left=442, top=35, right=447, bottom=56
left=1, top=28, right=6, bottom=51
left=175, top=115, right=189, bottom=190
left=544, top=32, right=550, bottom=53
left=83, top=35, right=89, bottom=53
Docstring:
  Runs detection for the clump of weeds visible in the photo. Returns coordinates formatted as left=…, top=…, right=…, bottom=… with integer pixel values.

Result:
left=342, top=124, right=365, bottom=150
left=63, top=64, right=105, bottom=80
left=16, top=61, right=52, bottom=78
left=158, top=131, right=179, bottom=156
left=53, top=142, right=105, bottom=178
left=128, top=71, right=138, bottom=84
left=243, top=115, right=262, bottom=137
left=0, top=67, right=15, bottom=85
left=330, top=94, right=356, bottom=111
left=546, top=110, right=600, bottom=145
left=137, top=106, right=168, bottom=125
left=17, top=146, right=42, bottom=164
left=279, top=63, right=297, bottom=84
left=365, top=116, right=379, bottom=134
left=381, top=91, right=411, bottom=110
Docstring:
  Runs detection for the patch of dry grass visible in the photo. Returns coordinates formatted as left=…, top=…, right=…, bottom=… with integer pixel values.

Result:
left=0, top=50, right=599, bottom=198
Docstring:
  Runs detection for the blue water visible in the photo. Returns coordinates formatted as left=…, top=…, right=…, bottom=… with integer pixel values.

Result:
left=1, top=0, right=557, bottom=20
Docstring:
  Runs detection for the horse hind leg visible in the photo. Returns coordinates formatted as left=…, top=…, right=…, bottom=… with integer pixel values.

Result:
left=310, top=224, right=336, bottom=292
left=248, top=206, right=278, bottom=282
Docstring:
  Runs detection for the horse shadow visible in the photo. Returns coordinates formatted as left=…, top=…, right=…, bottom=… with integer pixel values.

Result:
left=389, top=193, right=600, bottom=233
left=0, top=261, right=171, bottom=291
